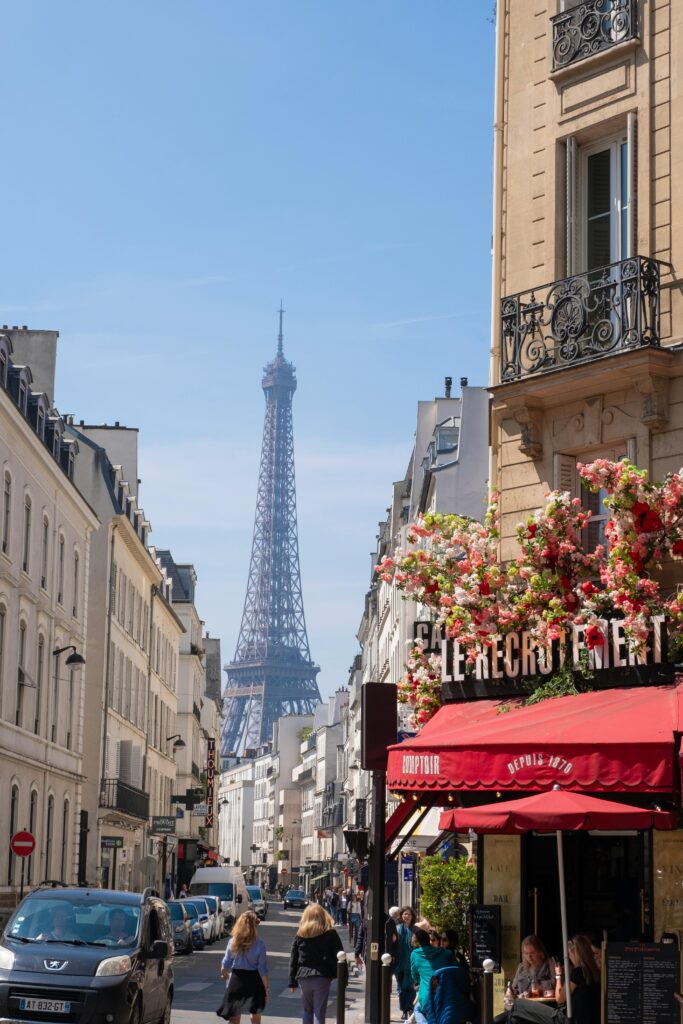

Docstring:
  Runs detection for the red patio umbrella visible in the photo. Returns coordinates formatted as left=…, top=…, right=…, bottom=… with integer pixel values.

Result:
left=439, top=789, right=678, bottom=1021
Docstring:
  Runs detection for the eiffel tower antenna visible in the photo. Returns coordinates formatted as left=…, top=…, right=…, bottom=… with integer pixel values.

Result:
left=278, top=301, right=285, bottom=356
left=221, top=310, right=321, bottom=757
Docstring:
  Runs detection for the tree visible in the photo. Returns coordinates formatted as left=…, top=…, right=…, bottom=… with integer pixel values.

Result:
left=418, top=855, right=477, bottom=934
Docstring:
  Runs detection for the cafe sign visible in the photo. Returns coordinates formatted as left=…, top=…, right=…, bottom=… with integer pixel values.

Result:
left=414, top=616, right=674, bottom=701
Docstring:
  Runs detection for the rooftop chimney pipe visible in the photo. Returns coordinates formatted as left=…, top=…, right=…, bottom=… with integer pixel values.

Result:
left=444, top=376, right=452, bottom=398
left=460, top=376, right=468, bottom=388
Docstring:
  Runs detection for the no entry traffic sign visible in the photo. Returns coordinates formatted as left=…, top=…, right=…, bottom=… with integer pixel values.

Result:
left=10, top=831, right=36, bottom=858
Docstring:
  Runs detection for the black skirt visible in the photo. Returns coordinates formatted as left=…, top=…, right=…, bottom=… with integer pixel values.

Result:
left=217, top=969, right=266, bottom=1019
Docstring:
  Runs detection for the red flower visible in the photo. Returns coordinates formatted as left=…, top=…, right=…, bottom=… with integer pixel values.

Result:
left=580, top=582, right=598, bottom=596
left=673, top=540, right=683, bottom=557
left=527, top=523, right=537, bottom=537
left=479, top=578, right=491, bottom=596
left=585, top=625, right=604, bottom=650
left=631, top=501, right=663, bottom=534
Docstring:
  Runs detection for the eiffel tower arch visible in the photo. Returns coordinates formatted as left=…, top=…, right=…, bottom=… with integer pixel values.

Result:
left=221, top=308, right=321, bottom=757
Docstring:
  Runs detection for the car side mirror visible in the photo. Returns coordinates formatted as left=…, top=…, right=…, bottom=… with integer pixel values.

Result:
left=236, top=894, right=243, bottom=904
left=150, top=940, right=169, bottom=959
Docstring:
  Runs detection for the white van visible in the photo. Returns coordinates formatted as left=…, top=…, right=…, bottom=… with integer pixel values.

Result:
left=189, top=866, right=249, bottom=931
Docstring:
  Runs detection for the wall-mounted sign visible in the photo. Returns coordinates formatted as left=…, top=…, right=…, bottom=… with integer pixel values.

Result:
left=191, top=803, right=208, bottom=816
left=604, top=942, right=680, bottom=1024
left=414, top=617, right=674, bottom=702
left=151, top=816, right=176, bottom=835
left=355, top=799, right=367, bottom=829
left=101, top=836, right=123, bottom=850
left=205, top=737, right=216, bottom=828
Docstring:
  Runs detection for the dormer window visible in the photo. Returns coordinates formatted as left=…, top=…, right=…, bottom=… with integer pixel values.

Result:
left=36, top=407, right=45, bottom=440
left=436, top=426, right=460, bottom=454
left=52, top=429, right=61, bottom=459
left=18, top=381, right=27, bottom=415
left=0, top=351, right=6, bottom=388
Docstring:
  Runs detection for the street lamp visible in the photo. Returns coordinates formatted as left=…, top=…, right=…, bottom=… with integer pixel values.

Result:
left=52, top=644, right=86, bottom=666
left=166, top=734, right=186, bottom=751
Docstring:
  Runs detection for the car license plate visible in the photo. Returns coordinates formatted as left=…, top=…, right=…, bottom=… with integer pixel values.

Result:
left=19, top=998, right=71, bottom=1012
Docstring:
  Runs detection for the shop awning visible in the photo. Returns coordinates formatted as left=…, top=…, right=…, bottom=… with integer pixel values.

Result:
left=439, top=790, right=678, bottom=834
left=386, top=682, right=683, bottom=793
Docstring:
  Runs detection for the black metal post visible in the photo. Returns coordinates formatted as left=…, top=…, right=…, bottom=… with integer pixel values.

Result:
left=19, top=857, right=25, bottom=901
left=479, top=963, right=494, bottom=1024
left=381, top=953, right=393, bottom=1024
left=77, top=810, right=89, bottom=885
left=365, top=769, right=386, bottom=1024
left=336, top=950, right=348, bottom=1024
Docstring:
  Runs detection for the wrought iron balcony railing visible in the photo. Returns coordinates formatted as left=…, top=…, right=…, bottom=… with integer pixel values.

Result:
left=500, top=256, right=660, bottom=383
left=551, top=0, right=638, bottom=72
left=100, top=778, right=149, bottom=820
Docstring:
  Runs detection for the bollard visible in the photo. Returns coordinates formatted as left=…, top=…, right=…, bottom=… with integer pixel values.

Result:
left=336, top=949, right=349, bottom=1024
left=381, top=953, right=393, bottom=1024
left=479, top=959, right=495, bottom=1024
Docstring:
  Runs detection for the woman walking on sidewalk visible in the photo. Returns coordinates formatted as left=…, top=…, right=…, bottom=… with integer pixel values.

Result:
left=218, top=911, right=269, bottom=1023
left=395, top=907, right=417, bottom=1020
left=289, top=903, right=344, bottom=1024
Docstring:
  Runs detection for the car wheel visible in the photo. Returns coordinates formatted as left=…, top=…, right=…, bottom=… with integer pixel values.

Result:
left=157, top=993, right=172, bottom=1024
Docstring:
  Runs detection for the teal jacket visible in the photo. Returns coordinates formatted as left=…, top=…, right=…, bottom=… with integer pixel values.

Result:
left=410, top=946, right=454, bottom=1008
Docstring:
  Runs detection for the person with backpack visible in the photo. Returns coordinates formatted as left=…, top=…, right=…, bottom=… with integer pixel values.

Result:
left=410, top=926, right=454, bottom=1024
left=288, top=903, right=344, bottom=1024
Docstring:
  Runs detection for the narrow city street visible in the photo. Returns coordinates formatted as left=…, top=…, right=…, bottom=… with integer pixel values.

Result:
left=171, top=902, right=365, bottom=1024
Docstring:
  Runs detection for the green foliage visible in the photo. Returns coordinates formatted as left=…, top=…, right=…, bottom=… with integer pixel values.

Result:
left=298, top=726, right=313, bottom=741
left=523, top=648, right=594, bottom=706
left=418, top=855, right=477, bottom=933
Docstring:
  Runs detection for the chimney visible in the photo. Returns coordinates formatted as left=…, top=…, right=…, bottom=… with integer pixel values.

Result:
left=460, top=376, right=468, bottom=389
left=444, top=376, right=452, bottom=398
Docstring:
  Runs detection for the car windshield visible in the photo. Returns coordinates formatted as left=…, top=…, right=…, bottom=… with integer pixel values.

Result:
left=289, top=890, right=305, bottom=899
left=6, top=896, right=141, bottom=948
left=186, top=900, right=207, bottom=916
left=204, top=897, right=218, bottom=911
left=191, top=881, right=234, bottom=900
left=247, top=886, right=262, bottom=900
left=168, top=903, right=185, bottom=921
left=182, top=902, right=199, bottom=920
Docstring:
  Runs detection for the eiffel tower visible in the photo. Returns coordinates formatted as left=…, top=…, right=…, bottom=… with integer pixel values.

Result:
left=221, top=308, right=321, bottom=757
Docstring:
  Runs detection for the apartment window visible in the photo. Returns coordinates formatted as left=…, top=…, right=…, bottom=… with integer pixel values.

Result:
left=8, top=784, right=18, bottom=885
left=555, top=442, right=635, bottom=552
left=35, top=635, right=45, bottom=735
left=28, top=790, right=38, bottom=884
left=16, top=621, right=27, bottom=728
left=45, top=795, right=55, bottom=880
left=21, top=495, right=31, bottom=574
left=0, top=606, right=4, bottom=718
left=57, top=535, right=65, bottom=605
left=36, top=407, right=45, bottom=440
left=41, top=516, right=49, bottom=589
left=2, top=472, right=10, bottom=556
left=60, top=799, right=70, bottom=882
left=68, top=449, right=75, bottom=481
left=567, top=124, right=634, bottom=276
left=18, top=380, right=27, bottom=414
left=72, top=550, right=80, bottom=618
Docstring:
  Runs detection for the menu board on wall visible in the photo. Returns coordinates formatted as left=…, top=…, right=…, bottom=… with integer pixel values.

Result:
left=469, top=905, right=501, bottom=971
left=604, top=942, right=681, bottom=1024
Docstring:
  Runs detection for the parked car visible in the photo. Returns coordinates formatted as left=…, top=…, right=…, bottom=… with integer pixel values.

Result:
left=179, top=900, right=205, bottom=950
left=0, top=884, right=173, bottom=1023
left=183, top=899, right=214, bottom=944
left=246, top=885, right=268, bottom=920
left=166, top=900, right=193, bottom=955
left=203, top=895, right=224, bottom=939
left=283, top=888, right=308, bottom=909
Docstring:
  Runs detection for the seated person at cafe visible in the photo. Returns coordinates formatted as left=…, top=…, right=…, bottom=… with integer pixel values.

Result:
left=511, top=935, right=555, bottom=996
left=508, top=934, right=600, bottom=1024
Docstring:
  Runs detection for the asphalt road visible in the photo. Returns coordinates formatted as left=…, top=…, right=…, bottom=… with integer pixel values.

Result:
left=171, top=901, right=365, bottom=1024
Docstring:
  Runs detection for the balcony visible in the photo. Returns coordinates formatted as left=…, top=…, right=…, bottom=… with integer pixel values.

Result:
left=551, top=0, right=638, bottom=72
left=100, top=778, right=149, bottom=820
left=500, top=256, right=660, bottom=383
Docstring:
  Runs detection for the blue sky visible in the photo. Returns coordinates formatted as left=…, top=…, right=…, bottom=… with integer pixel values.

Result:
left=2, top=2, right=495, bottom=697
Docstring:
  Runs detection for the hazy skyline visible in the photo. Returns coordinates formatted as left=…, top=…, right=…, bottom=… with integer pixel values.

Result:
left=2, top=3, right=495, bottom=695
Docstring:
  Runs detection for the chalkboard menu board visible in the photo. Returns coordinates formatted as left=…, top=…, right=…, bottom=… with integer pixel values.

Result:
left=604, top=942, right=681, bottom=1024
left=469, top=904, right=501, bottom=971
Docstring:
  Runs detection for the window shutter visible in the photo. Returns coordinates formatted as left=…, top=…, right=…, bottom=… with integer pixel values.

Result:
left=131, top=745, right=143, bottom=789
left=566, top=136, right=578, bottom=275
left=118, top=739, right=132, bottom=783
left=627, top=112, right=637, bottom=259
left=554, top=453, right=578, bottom=498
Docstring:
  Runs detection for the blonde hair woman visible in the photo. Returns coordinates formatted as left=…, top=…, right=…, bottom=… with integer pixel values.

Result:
left=288, top=903, right=344, bottom=1024
left=218, top=911, right=269, bottom=1023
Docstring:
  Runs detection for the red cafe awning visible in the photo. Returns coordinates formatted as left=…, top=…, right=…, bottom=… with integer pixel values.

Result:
left=386, top=683, right=683, bottom=793
left=439, top=790, right=678, bottom=834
